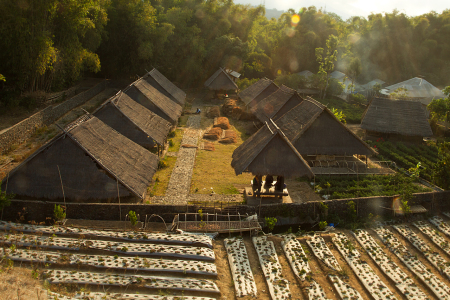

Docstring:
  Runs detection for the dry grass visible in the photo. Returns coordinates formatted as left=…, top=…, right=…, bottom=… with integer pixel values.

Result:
left=0, top=266, right=46, bottom=300
left=190, top=124, right=253, bottom=195
left=148, top=156, right=178, bottom=197
left=167, top=129, right=183, bottom=152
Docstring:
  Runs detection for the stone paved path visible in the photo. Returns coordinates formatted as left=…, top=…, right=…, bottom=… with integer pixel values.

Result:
left=162, top=115, right=201, bottom=204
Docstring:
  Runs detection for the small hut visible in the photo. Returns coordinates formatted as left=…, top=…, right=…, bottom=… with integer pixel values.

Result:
left=2, top=115, right=159, bottom=202
left=225, top=69, right=241, bottom=82
left=143, top=68, right=186, bottom=106
left=124, top=78, right=182, bottom=124
left=204, top=67, right=238, bottom=92
left=94, top=91, right=172, bottom=152
left=380, top=77, right=445, bottom=105
left=239, top=78, right=279, bottom=109
left=276, top=97, right=375, bottom=157
left=361, top=97, right=433, bottom=143
left=251, top=85, right=303, bottom=123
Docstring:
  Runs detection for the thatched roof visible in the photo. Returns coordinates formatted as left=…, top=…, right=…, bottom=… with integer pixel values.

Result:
left=94, top=91, right=172, bottom=147
left=297, top=70, right=314, bottom=78
left=2, top=115, right=158, bottom=201
left=275, top=97, right=375, bottom=156
left=361, top=79, right=385, bottom=90
left=330, top=71, right=347, bottom=80
left=144, top=68, right=186, bottom=106
left=381, top=77, right=445, bottom=105
left=239, top=78, right=279, bottom=108
left=204, top=68, right=238, bottom=90
left=231, top=121, right=313, bottom=178
left=124, top=78, right=182, bottom=124
left=251, top=85, right=303, bottom=123
left=361, top=97, right=433, bottom=137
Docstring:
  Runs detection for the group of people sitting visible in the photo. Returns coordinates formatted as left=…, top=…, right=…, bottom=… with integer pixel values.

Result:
left=252, top=174, right=286, bottom=196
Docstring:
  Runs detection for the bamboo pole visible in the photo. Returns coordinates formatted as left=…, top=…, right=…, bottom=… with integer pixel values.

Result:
left=57, top=165, right=67, bottom=219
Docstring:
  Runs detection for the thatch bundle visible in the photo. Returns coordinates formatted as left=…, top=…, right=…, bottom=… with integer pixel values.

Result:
left=219, top=130, right=237, bottom=144
left=214, top=117, right=230, bottom=129
left=207, top=106, right=221, bottom=118
left=221, top=99, right=242, bottom=119
left=202, top=142, right=215, bottom=151
left=203, top=127, right=223, bottom=140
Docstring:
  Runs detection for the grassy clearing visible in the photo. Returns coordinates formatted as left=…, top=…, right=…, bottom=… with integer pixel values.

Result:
left=316, top=97, right=366, bottom=124
left=148, top=156, right=177, bottom=197
left=167, top=129, right=183, bottom=152
left=190, top=122, right=254, bottom=195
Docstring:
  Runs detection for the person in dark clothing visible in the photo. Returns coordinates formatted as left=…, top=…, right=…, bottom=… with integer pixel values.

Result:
left=265, top=175, right=274, bottom=187
left=275, top=176, right=285, bottom=191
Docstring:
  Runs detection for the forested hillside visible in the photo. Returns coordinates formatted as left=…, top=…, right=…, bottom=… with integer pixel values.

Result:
left=0, top=0, right=449, bottom=105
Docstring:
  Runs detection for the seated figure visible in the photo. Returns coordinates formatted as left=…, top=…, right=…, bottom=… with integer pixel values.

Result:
left=265, top=175, right=274, bottom=187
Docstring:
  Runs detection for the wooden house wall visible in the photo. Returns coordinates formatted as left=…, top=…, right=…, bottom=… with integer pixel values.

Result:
left=3, top=137, right=133, bottom=202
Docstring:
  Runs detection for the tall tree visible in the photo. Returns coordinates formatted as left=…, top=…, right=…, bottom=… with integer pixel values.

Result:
left=315, top=34, right=338, bottom=99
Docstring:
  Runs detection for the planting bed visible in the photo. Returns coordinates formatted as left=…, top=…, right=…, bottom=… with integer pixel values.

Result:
left=47, top=291, right=215, bottom=300
left=0, top=248, right=217, bottom=276
left=306, top=234, right=341, bottom=271
left=224, top=237, right=257, bottom=297
left=375, top=226, right=450, bottom=299
left=328, top=274, right=363, bottom=300
left=0, top=233, right=215, bottom=261
left=332, top=232, right=397, bottom=300
left=414, top=221, right=450, bottom=256
left=45, top=270, right=220, bottom=294
left=305, top=279, right=331, bottom=300
left=429, top=216, right=450, bottom=238
left=253, top=236, right=291, bottom=300
left=281, top=234, right=311, bottom=281
left=353, top=229, right=428, bottom=300
left=0, top=221, right=213, bottom=248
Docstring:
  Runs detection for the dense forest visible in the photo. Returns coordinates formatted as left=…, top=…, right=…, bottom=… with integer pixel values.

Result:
left=0, top=0, right=449, bottom=105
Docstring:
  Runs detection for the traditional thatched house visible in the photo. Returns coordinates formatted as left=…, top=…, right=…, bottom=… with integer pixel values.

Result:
left=143, top=68, right=186, bottom=106
left=361, top=97, right=433, bottom=143
left=251, top=85, right=303, bottom=123
left=1, top=115, right=159, bottom=202
left=124, top=78, right=182, bottom=124
left=94, top=91, right=172, bottom=152
left=225, top=69, right=241, bottom=82
left=275, top=97, right=374, bottom=157
left=204, top=67, right=238, bottom=91
left=380, top=77, right=445, bottom=105
left=239, top=78, right=279, bottom=109
left=231, top=121, right=313, bottom=178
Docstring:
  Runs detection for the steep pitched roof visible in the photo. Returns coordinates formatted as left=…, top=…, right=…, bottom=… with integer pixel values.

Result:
left=94, top=91, right=171, bottom=146
left=239, top=78, right=279, bottom=107
left=361, top=97, right=433, bottom=137
left=3, top=115, right=159, bottom=200
left=330, top=71, right=347, bottom=80
left=231, top=121, right=313, bottom=178
left=361, top=79, right=385, bottom=90
left=204, top=68, right=238, bottom=90
left=381, top=77, right=445, bottom=104
left=251, top=85, right=303, bottom=123
left=124, top=78, right=182, bottom=124
left=144, top=68, right=186, bottom=106
left=275, top=97, right=375, bottom=156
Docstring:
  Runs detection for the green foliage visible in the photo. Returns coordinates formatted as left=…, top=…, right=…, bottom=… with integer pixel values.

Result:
left=274, top=74, right=308, bottom=90
left=325, top=77, right=345, bottom=96
left=315, top=34, right=338, bottom=99
left=128, top=210, right=137, bottom=226
left=158, top=160, right=168, bottom=169
left=265, top=217, right=277, bottom=233
left=433, top=142, right=450, bottom=189
left=0, top=181, right=14, bottom=211
left=427, top=92, right=450, bottom=123
left=53, top=204, right=66, bottom=221
left=348, top=93, right=367, bottom=105
left=237, top=78, right=259, bottom=90
left=390, top=87, right=409, bottom=99
left=318, top=221, right=327, bottom=231
left=330, top=108, right=346, bottom=123
left=0, top=74, right=5, bottom=82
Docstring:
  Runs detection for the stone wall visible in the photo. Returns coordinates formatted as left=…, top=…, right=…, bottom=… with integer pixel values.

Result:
left=3, top=190, right=449, bottom=224
left=0, top=80, right=107, bottom=154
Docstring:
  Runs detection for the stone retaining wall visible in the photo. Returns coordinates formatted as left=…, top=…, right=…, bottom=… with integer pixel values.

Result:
left=0, top=80, right=107, bottom=154
left=2, top=190, right=449, bottom=224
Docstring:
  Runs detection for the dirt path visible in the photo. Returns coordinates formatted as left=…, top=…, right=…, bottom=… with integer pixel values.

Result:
left=213, top=238, right=237, bottom=300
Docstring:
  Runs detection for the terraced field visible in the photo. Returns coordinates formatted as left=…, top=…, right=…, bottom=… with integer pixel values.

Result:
left=4, top=214, right=450, bottom=300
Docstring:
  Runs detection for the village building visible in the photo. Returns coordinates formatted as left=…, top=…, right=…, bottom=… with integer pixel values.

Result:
left=225, top=69, right=241, bottom=82
left=94, top=91, right=172, bottom=152
left=124, top=78, right=182, bottom=124
left=297, top=70, right=314, bottom=79
left=239, top=78, right=279, bottom=109
left=1, top=115, right=159, bottom=202
left=361, top=97, right=433, bottom=143
left=250, top=85, right=303, bottom=123
left=380, top=77, right=445, bottom=105
left=143, top=68, right=186, bottom=106
left=204, top=67, right=238, bottom=93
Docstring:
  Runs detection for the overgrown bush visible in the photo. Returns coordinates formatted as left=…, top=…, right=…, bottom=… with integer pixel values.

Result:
left=53, top=204, right=66, bottom=221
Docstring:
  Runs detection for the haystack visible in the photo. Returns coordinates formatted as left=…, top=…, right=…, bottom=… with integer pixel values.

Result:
left=219, top=130, right=237, bottom=144
left=203, top=127, right=223, bottom=140
left=207, top=106, right=221, bottom=118
left=214, top=117, right=230, bottom=130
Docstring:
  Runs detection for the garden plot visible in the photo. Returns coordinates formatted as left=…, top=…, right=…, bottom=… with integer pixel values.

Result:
left=47, top=291, right=216, bottom=300
left=0, top=233, right=215, bottom=261
left=414, top=221, right=450, bottom=256
left=253, top=236, right=290, bottom=300
left=281, top=234, right=311, bottom=281
left=45, top=270, right=220, bottom=294
left=306, top=234, right=341, bottom=271
left=224, top=237, right=257, bottom=297
left=0, top=221, right=213, bottom=248
left=328, top=274, right=363, bottom=300
left=393, top=224, right=450, bottom=280
left=429, top=216, right=450, bottom=238
left=353, top=229, right=428, bottom=300
left=0, top=248, right=217, bottom=276
left=375, top=226, right=450, bottom=300
left=332, top=232, right=397, bottom=300
left=305, top=280, right=331, bottom=300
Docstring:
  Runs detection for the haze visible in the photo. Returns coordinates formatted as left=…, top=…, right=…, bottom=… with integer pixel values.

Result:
left=234, top=0, right=449, bottom=19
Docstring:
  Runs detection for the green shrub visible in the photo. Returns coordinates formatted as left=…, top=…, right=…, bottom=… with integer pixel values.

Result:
left=53, top=204, right=66, bottom=221
left=128, top=210, right=137, bottom=226
left=265, top=217, right=277, bottom=233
